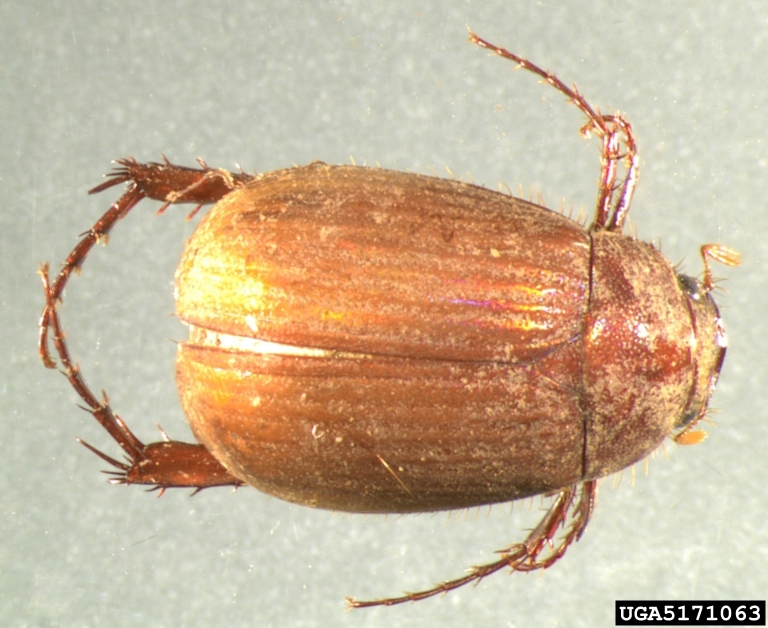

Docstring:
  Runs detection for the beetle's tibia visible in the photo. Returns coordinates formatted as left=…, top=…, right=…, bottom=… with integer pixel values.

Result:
left=82, top=438, right=244, bottom=491
left=89, top=157, right=256, bottom=206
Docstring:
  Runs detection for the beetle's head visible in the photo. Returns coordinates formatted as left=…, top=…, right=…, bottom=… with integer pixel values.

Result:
left=674, top=273, right=728, bottom=435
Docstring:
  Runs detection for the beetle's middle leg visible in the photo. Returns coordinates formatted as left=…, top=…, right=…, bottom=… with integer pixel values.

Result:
left=347, top=480, right=598, bottom=608
left=469, top=32, right=638, bottom=234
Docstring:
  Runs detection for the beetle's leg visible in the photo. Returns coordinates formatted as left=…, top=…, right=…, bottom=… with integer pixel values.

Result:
left=38, top=184, right=144, bottom=368
left=38, top=157, right=256, bottom=367
left=39, top=265, right=243, bottom=491
left=37, top=158, right=253, bottom=489
left=601, top=116, right=638, bottom=233
left=89, top=156, right=256, bottom=214
left=347, top=480, right=597, bottom=608
left=468, top=32, right=638, bottom=234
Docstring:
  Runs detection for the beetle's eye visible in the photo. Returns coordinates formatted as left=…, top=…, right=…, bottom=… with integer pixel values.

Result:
left=678, top=407, right=700, bottom=429
left=677, top=274, right=703, bottom=300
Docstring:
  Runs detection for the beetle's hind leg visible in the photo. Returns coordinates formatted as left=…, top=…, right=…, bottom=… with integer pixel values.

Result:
left=39, top=260, right=243, bottom=492
left=37, top=157, right=252, bottom=490
left=346, top=480, right=597, bottom=608
left=38, top=157, right=256, bottom=367
left=90, top=156, right=256, bottom=216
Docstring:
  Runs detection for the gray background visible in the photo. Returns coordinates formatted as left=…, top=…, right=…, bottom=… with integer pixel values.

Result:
left=3, top=2, right=766, bottom=627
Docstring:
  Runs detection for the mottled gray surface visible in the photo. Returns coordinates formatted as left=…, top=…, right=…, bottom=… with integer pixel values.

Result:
left=2, top=2, right=765, bottom=627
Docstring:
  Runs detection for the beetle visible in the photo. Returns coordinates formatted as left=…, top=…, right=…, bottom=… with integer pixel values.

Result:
left=38, top=32, right=739, bottom=607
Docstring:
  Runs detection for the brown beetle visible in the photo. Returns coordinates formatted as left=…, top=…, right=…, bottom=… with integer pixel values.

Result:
left=38, top=32, right=739, bottom=607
